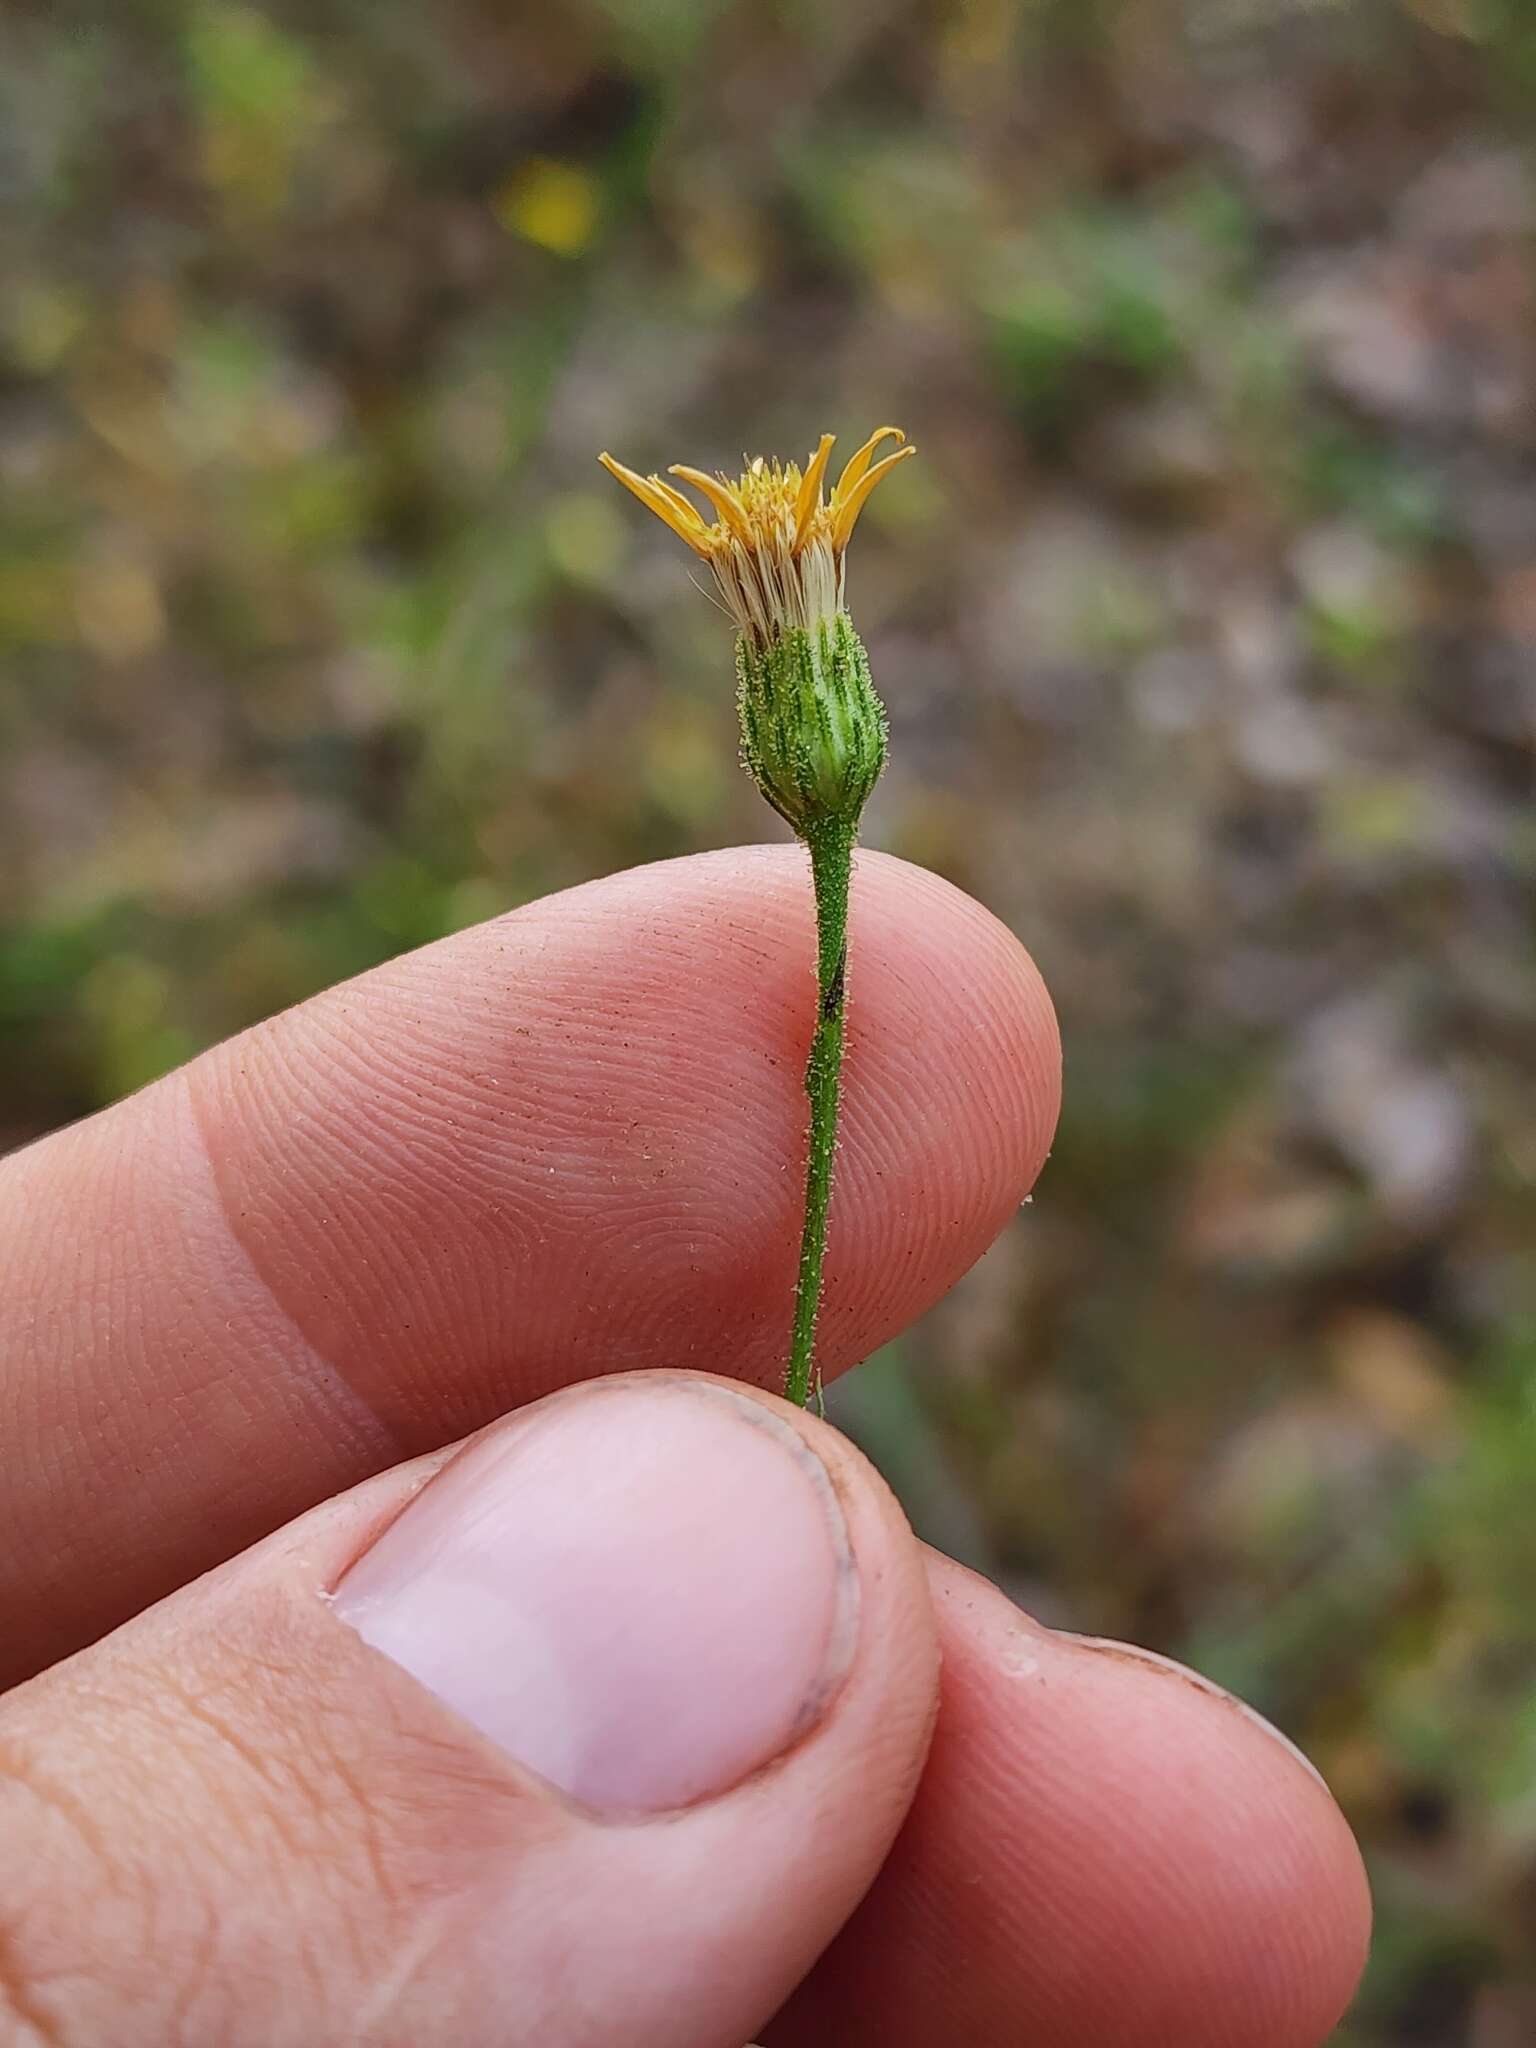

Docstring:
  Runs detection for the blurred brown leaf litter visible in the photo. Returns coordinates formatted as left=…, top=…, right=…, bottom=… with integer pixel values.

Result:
left=2, top=1, right=1534, bottom=2036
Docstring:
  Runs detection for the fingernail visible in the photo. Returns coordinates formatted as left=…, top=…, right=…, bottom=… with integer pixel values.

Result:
left=332, top=1378, right=858, bottom=1815
left=1058, top=1632, right=1330, bottom=1792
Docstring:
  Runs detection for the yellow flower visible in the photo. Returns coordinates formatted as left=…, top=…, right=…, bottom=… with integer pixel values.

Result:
left=598, top=427, right=914, bottom=645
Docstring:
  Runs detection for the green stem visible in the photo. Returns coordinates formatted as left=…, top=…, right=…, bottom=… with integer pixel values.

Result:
left=784, top=814, right=856, bottom=1410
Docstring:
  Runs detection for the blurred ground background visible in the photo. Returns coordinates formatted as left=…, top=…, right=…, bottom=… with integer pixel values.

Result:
left=2, top=0, right=1534, bottom=2036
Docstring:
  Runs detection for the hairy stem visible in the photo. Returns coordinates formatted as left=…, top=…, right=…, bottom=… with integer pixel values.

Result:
left=784, top=814, right=855, bottom=1410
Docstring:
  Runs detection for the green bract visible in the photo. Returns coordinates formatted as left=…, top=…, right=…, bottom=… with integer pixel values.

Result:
left=736, top=614, right=888, bottom=835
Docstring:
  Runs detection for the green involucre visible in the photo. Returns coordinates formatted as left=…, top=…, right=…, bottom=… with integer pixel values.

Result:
left=735, top=613, right=887, bottom=835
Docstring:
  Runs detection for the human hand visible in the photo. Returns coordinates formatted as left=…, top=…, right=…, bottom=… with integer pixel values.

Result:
left=0, top=847, right=1369, bottom=2046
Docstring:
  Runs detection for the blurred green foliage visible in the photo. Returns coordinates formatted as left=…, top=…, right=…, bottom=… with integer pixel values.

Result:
left=3, top=0, right=1535, bottom=2036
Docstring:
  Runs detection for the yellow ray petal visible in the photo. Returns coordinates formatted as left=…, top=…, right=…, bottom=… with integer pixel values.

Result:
left=647, top=473, right=716, bottom=531
left=830, top=443, right=915, bottom=551
left=668, top=464, right=755, bottom=546
left=792, top=433, right=836, bottom=548
left=598, top=453, right=712, bottom=553
left=832, top=426, right=906, bottom=505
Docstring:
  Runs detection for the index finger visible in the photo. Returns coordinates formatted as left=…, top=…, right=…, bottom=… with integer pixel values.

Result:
left=1, top=846, right=1059, bottom=1685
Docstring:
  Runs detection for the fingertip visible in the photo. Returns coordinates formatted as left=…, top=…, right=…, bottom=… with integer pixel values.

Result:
left=934, top=1560, right=1371, bottom=2046
left=206, top=841, right=1061, bottom=1410
left=1048, top=1625, right=1372, bottom=2041
left=783, top=1553, right=1370, bottom=2048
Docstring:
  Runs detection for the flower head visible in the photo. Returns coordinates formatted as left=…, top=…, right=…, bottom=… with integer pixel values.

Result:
left=598, top=428, right=913, bottom=647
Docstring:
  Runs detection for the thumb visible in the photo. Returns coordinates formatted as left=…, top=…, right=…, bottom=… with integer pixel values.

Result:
left=0, top=1373, right=938, bottom=2048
